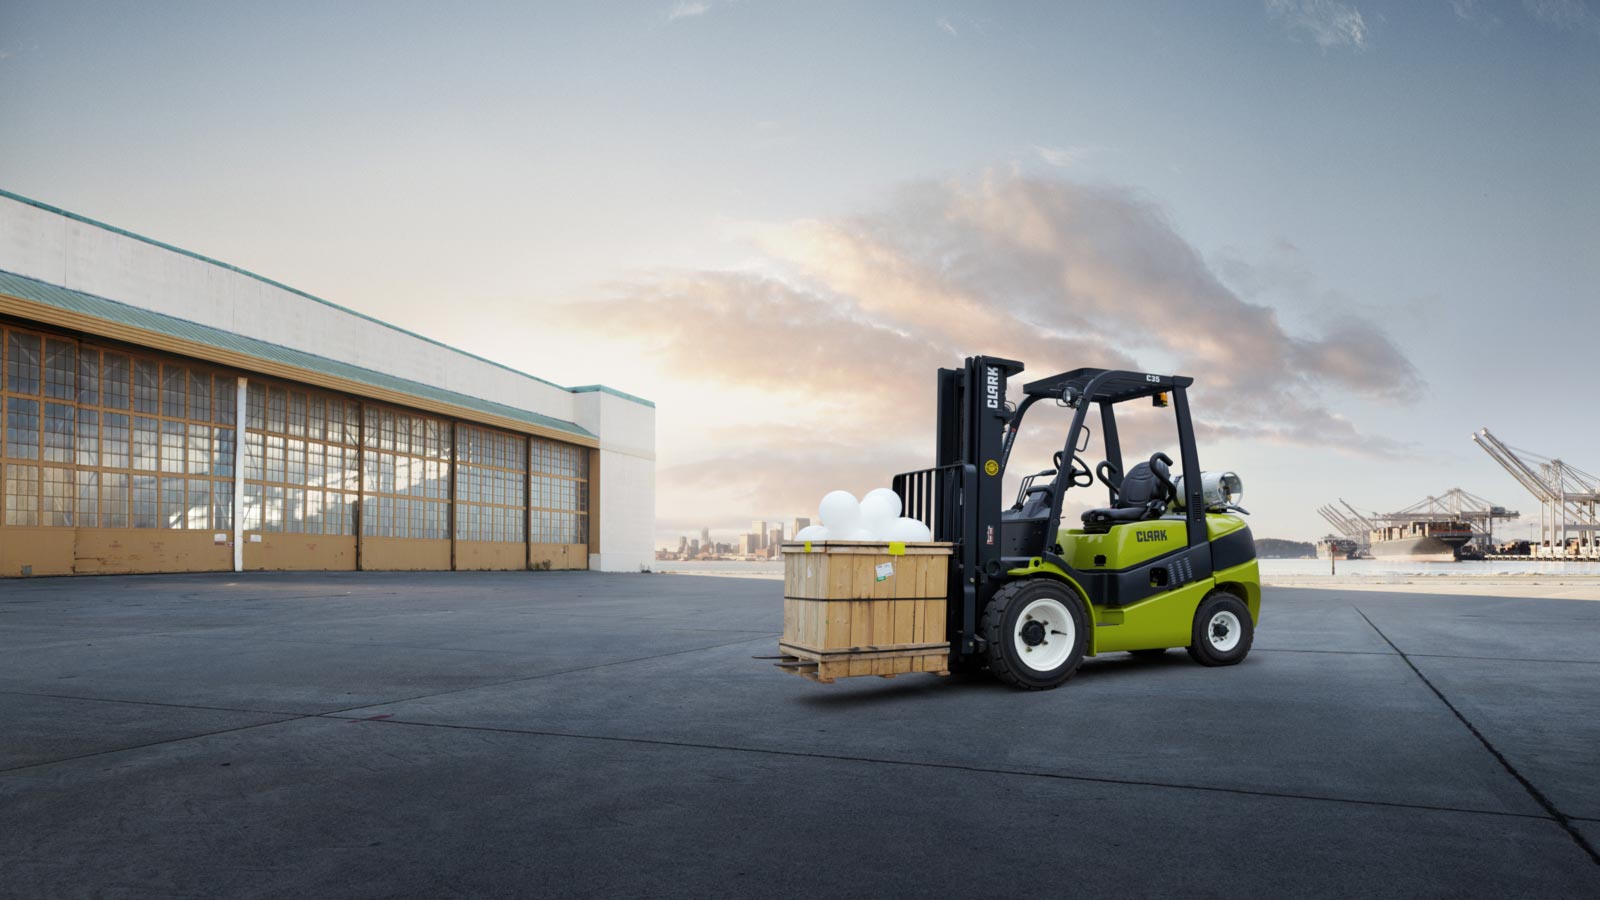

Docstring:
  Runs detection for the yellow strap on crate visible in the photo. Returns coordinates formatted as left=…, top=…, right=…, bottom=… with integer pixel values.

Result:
left=887, top=541, right=906, bottom=556
left=804, top=541, right=812, bottom=553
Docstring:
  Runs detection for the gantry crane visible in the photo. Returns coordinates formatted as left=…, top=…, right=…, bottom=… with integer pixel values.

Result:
left=1473, top=429, right=1600, bottom=558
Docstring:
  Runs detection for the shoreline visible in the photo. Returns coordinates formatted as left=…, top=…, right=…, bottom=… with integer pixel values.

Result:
left=654, top=566, right=1600, bottom=600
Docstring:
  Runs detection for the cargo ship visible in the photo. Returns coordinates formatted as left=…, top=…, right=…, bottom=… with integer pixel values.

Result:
left=1368, top=521, right=1474, bottom=561
left=1316, top=536, right=1361, bottom=560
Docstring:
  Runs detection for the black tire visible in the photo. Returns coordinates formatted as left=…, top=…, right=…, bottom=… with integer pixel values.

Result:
left=981, top=578, right=1089, bottom=690
left=1186, top=590, right=1253, bottom=666
left=1128, top=648, right=1170, bottom=658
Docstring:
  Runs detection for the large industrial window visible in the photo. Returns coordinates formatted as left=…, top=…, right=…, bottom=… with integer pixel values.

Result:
left=530, top=437, right=588, bottom=545
left=0, top=326, right=236, bottom=529
left=456, top=424, right=526, bottom=543
left=242, top=381, right=360, bottom=535
left=360, top=405, right=450, bottom=540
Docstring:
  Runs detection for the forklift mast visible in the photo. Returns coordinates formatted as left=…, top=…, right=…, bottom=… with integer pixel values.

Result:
left=901, top=355, right=1023, bottom=656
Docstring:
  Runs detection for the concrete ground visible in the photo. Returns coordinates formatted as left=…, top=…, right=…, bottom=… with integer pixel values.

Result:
left=1, top=573, right=1597, bottom=899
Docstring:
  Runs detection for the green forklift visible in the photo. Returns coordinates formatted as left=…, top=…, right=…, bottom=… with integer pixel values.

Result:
left=892, top=356, right=1261, bottom=690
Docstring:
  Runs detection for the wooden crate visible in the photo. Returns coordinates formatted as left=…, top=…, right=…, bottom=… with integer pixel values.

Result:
left=776, top=540, right=953, bottom=683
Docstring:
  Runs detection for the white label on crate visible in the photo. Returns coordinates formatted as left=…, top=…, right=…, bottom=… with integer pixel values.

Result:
left=875, top=562, right=894, bottom=582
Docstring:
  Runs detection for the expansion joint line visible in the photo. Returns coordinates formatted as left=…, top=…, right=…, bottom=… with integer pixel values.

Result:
left=1355, top=607, right=1600, bottom=867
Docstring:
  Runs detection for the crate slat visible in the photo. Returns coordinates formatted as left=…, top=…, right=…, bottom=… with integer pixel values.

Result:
left=776, top=541, right=952, bottom=683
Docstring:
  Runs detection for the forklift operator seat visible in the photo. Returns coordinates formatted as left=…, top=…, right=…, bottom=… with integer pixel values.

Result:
left=1081, top=454, right=1174, bottom=533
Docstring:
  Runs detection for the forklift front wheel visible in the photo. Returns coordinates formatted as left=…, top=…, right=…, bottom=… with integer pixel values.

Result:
left=1186, top=591, right=1254, bottom=667
left=981, top=579, right=1088, bottom=690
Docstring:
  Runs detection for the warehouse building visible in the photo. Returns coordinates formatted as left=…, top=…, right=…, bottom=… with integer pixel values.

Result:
left=0, top=190, right=654, bottom=576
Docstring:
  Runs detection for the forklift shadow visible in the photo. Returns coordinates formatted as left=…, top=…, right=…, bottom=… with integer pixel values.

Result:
left=792, top=653, right=1197, bottom=706
left=792, top=671, right=1005, bottom=707
left=1075, top=652, right=1193, bottom=679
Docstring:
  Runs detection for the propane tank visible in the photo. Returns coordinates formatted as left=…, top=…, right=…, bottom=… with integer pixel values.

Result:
left=1172, top=471, right=1243, bottom=511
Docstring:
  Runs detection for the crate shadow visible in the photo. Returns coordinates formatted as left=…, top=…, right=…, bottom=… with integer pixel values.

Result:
left=788, top=650, right=1206, bottom=706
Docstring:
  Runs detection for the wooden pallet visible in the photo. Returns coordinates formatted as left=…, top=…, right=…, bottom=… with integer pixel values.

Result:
left=774, top=643, right=951, bottom=683
left=776, top=540, right=953, bottom=683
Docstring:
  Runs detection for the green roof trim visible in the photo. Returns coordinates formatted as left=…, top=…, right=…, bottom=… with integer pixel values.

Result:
left=568, top=385, right=656, bottom=408
left=0, top=269, right=597, bottom=440
left=0, top=187, right=652, bottom=409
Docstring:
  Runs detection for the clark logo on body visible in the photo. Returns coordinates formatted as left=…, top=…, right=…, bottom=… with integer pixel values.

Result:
left=986, top=366, right=1001, bottom=409
left=1135, top=529, right=1169, bottom=543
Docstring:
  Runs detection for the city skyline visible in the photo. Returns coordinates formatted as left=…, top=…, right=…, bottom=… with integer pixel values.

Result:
left=659, top=515, right=811, bottom=557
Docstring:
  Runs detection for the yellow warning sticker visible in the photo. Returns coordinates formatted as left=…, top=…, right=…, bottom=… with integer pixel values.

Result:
left=984, top=459, right=1000, bottom=476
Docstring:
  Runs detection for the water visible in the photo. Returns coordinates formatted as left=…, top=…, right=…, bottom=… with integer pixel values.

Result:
left=654, top=558, right=1600, bottom=580
left=1259, top=558, right=1600, bottom=578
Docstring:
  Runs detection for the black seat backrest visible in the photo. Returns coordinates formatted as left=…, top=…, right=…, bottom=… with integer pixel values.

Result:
left=1116, top=458, right=1171, bottom=509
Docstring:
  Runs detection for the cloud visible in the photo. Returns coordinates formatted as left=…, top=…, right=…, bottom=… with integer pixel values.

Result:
left=1265, top=0, right=1370, bottom=50
left=667, top=1, right=710, bottom=21
left=936, top=16, right=958, bottom=37
left=552, top=174, right=1419, bottom=540
left=1031, top=144, right=1090, bottom=167
left=1523, top=0, right=1600, bottom=31
left=1451, top=0, right=1501, bottom=28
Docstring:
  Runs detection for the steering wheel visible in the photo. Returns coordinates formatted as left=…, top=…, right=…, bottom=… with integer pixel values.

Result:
left=1053, top=450, right=1094, bottom=488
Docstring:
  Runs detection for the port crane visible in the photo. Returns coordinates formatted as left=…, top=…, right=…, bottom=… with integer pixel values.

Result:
left=1383, top=489, right=1518, bottom=550
left=1315, top=503, right=1372, bottom=553
left=1473, top=428, right=1600, bottom=558
left=1318, top=491, right=1517, bottom=554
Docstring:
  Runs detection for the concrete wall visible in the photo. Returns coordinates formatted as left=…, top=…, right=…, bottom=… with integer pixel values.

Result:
left=574, top=390, right=656, bottom=572
left=0, top=193, right=657, bottom=573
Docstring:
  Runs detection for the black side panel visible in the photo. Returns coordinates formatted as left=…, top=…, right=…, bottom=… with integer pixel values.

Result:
left=1212, top=525, right=1257, bottom=571
left=1051, top=544, right=1215, bottom=608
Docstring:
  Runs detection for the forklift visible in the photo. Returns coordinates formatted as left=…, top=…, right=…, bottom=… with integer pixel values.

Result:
left=892, top=356, right=1261, bottom=690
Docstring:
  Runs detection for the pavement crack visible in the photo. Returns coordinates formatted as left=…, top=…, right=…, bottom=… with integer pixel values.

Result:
left=348, top=715, right=1564, bottom=825
left=1355, top=606, right=1600, bottom=867
left=1256, top=647, right=1600, bottom=666
left=0, top=689, right=305, bottom=717
left=0, top=715, right=307, bottom=776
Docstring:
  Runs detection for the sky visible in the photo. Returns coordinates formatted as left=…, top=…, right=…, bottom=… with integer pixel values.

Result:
left=2, top=0, right=1597, bottom=547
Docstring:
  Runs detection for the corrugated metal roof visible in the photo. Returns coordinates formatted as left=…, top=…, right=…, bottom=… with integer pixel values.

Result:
left=0, top=268, right=598, bottom=440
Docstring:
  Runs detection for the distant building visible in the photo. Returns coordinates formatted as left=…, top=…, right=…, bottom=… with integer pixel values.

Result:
left=738, top=533, right=759, bottom=555
left=792, top=517, right=811, bottom=536
left=700, top=527, right=711, bottom=547
left=768, top=525, right=784, bottom=548
left=752, top=521, right=768, bottom=549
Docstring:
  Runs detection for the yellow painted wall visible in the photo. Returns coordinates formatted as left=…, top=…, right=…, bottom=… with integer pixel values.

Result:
left=244, top=534, right=357, bottom=571
left=359, top=537, right=451, bottom=571
left=455, top=541, right=526, bottom=571
left=530, top=543, right=588, bottom=571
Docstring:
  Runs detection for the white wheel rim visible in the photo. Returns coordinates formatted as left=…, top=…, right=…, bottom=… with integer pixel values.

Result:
left=1207, top=610, right=1242, bottom=653
left=1014, top=596, right=1074, bottom=672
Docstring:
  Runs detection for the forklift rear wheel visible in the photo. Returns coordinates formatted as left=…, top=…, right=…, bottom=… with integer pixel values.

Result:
left=981, top=579, right=1088, bottom=690
left=1186, top=591, right=1253, bottom=667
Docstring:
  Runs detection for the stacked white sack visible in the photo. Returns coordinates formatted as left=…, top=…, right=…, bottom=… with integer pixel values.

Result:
left=792, top=488, right=934, bottom=542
